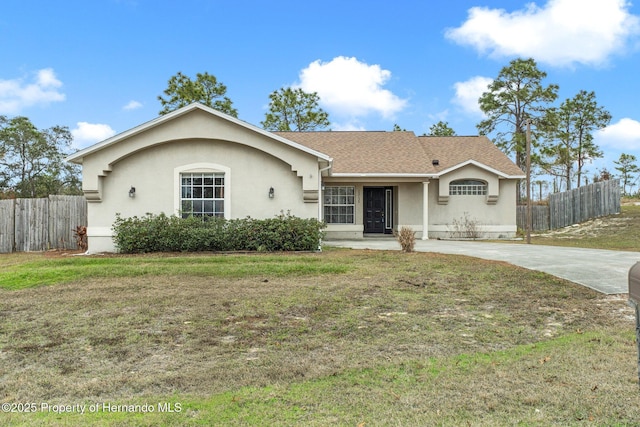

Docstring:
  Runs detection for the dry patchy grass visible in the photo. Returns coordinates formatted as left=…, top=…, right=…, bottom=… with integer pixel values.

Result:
left=0, top=249, right=638, bottom=425
left=531, top=204, right=640, bottom=251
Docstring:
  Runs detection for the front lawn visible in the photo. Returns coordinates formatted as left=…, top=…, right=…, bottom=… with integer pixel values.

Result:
left=1, top=249, right=638, bottom=426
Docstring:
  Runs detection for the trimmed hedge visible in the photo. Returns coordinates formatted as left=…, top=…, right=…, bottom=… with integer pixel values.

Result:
left=112, top=212, right=326, bottom=253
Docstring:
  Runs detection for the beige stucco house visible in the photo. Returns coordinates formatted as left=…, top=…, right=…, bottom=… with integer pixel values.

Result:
left=66, top=103, right=524, bottom=252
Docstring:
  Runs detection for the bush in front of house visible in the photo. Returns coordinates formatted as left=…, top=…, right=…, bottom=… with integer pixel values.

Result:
left=394, top=226, right=416, bottom=253
left=112, top=212, right=326, bottom=253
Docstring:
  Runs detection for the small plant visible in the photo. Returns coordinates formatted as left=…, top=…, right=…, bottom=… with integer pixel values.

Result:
left=448, top=212, right=483, bottom=239
left=394, top=226, right=416, bottom=252
left=73, top=225, right=88, bottom=251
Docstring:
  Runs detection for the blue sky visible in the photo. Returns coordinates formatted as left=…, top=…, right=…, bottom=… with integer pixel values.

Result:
left=2, top=0, right=640, bottom=186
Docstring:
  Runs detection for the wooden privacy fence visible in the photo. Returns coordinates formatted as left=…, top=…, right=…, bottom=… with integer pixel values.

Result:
left=517, top=179, right=621, bottom=231
left=516, top=205, right=550, bottom=231
left=0, top=195, right=87, bottom=253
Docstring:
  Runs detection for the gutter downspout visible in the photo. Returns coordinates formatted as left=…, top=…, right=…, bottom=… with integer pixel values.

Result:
left=317, top=159, right=333, bottom=221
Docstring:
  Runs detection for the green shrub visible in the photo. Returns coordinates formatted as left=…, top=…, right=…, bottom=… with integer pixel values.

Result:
left=112, top=212, right=326, bottom=253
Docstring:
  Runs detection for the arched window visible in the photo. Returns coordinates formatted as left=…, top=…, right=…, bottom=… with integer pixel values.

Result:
left=449, top=179, right=487, bottom=195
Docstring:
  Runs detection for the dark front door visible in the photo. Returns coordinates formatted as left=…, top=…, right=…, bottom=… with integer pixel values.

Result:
left=364, top=187, right=386, bottom=233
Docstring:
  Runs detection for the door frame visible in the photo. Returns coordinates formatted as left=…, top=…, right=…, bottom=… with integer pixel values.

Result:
left=364, top=186, right=394, bottom=234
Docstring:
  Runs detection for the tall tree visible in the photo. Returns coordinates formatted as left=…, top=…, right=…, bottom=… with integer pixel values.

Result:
left=392, top=124, right=406, bottom=131
left=614, top=153, right=640, bottom=195
left=541, top=91, right=610, bottom=189
left=477, top=58, right=559, bottom=171
left=0, top=116, right=80, bottom=197
left=158, top=71, right=238, bottom=117
left=261, top=87, right=329, bottom=131
left=428, top=121, right=456, bottom=136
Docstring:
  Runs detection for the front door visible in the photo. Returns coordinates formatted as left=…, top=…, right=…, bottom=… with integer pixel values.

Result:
left=364, top=187, right=391, bottom=234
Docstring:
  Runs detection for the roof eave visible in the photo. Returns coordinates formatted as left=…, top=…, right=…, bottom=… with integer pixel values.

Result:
left=330, top=173, right=437, bottom=178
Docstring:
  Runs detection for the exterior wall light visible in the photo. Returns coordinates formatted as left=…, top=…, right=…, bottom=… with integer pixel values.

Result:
left=268, top=187, right=275, bottom=199
left=129, top=186, right=136, bottom=198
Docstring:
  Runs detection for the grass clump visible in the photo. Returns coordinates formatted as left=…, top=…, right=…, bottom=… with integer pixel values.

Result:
left=394, top=226, right=416, bottom=252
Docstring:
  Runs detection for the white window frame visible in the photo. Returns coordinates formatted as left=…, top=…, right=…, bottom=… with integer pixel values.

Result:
left=449, top=179, right=487, bottom=196
left=180, top=172, right=225, bottom=218
left=323, top=186, right=355, bottom=224
left=174, top=163, right=231, bottom=218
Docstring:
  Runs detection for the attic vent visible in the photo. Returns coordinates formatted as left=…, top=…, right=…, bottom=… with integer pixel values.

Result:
left=432, top=160, right=440, bottom=166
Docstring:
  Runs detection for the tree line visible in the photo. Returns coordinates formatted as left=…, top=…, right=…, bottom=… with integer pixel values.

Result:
left=475, top=57, right=639, bottom=196
left=2, top=64, right=639, bottom=198
left=398, top=58, right=638, bottom=196
left=0, top=116, right=81, bottom=198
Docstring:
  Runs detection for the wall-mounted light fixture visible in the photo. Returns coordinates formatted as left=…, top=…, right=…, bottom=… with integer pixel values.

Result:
left=129, top=186, right=136, bottom=198
left=268, top=187, right=275, bottom=199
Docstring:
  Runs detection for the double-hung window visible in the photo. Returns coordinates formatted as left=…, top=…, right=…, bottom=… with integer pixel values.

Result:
left=323, top=186, right=355, bottom=224
left=449, top=179, right=487, bottom=196
left=180, top=172, right=225, bottom=218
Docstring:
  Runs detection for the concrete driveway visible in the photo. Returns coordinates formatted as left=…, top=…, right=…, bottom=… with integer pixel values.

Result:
left=324, top=239, right=640, bottom=295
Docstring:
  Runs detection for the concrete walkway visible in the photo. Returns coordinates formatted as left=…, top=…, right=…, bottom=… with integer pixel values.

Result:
left=324, top=239, right=640, bottom=295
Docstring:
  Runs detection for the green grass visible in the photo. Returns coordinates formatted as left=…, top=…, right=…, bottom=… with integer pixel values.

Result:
left=0, top=252, right=350, bottom=290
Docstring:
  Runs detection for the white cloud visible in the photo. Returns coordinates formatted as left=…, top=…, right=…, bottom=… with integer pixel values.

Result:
left=0, top=68, right=66, bottom=114
left=427, top=109, right=450, bottom=124
left=446, top=0, right=640, bottom=67
left=452, top=76, right=493, bottom=116
left=596, top=118, right=640, bottom=151
left=297, top=56, right=408, bottom=121
left=71, top=122, right=116, bottom=148
left=36, top=69, right=61, bottom=87
left=331, top=120, right=367, bottom=131
left=123, top=100, right=142, bottom=110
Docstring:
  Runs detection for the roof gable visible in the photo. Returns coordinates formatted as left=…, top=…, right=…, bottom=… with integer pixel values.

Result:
left=66, top=103, right=331, bottom=164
